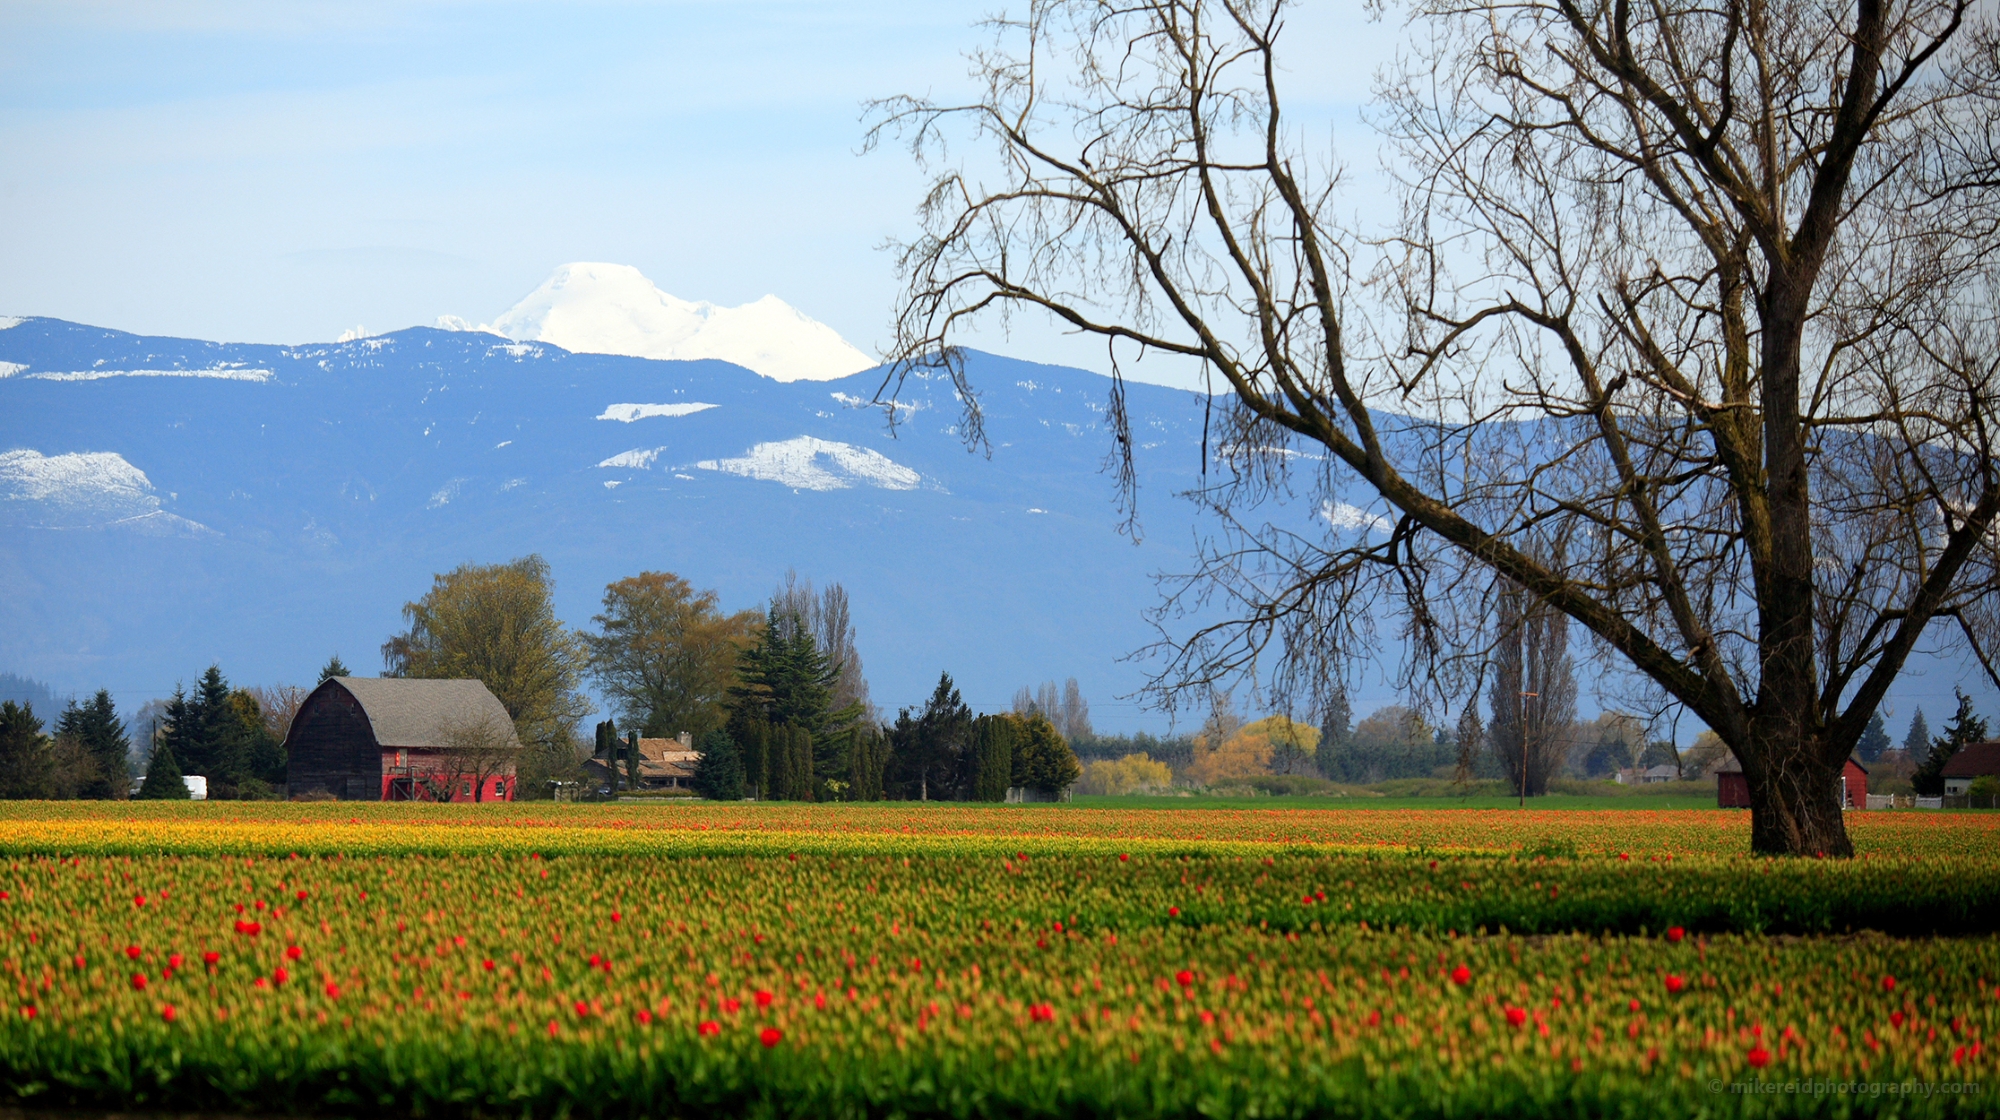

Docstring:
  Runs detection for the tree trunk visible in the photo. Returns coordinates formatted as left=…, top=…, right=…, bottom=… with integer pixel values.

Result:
left=1744, top=721, right=1852, bottom=857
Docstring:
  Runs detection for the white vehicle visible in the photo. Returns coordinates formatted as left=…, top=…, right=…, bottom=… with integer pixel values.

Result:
left=182, top=775, right=208, bottom=801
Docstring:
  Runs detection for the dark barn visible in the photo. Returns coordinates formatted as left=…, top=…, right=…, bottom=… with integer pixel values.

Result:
left=285, top=677, right=520, bottom=801
left=1716, top=755, right=1866, bottom=810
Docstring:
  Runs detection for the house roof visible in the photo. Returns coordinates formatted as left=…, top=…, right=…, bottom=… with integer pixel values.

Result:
left=1941, top=741, right=2000, bottom=779
left=316, top=677, right=519, bottom=751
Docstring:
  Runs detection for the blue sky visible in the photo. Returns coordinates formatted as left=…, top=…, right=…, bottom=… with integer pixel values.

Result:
left=0, top=1, right=1398, bottom=389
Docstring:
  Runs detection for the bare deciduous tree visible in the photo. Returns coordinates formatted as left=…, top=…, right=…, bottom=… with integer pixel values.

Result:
left=871, top=0, right=2000, bottom=854
left=432, top=717, right=519, bottom=803
left=1489, top=586, right=1578, bottom=797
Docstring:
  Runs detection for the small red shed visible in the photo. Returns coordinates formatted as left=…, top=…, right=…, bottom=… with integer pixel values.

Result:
left=1715, top=755, right=1866, bottom=809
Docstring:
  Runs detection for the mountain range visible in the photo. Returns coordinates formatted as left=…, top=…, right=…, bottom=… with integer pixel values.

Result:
left=2, top=292, right=1987, bottom=737
left=0, top=310, right=1250, bottom=728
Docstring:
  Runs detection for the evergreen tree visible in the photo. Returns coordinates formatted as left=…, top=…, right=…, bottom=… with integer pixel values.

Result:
left=690, top=730, right=744, bottom=801
left=593, top=720, right=618, bottom=762
left=318, top=655, right=352, bottom=683
left=969, top=715, right=1017, bottom=801
left=785, top=724, right=815, bottom=801
left=56, top=690, right=130, bottom=799
left=135, top=743, right=190, bottom=800
left=1903, top=709, right=1930, bottom=756
left=730, top=607, right=860, bottom=744
left=0, top=701, right=52, bottom=800
left=847, top=729, right=888, bottom=801
left=229, top=690, right=288, bottom=790
left=1856, top=713, right=1892, bottom=764
left=1315, top=687, right=1352, bottom=779
left=1011, top=711, right=1082, bottom=794
left=738, top=720, right=771, bottom=799
left=1914, top=691, right=1987, bottom=797
left=886, top=673, right=974, bottom=800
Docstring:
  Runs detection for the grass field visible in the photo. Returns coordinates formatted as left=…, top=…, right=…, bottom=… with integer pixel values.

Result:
left=0, top=802, right=1994, bottom=1117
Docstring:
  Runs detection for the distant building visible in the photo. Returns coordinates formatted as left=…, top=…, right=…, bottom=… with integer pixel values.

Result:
left=586, top=732, right=700, bottom=793
left=285, top=677, right=520, bottom=802
left=1616, top=764, right=1682, bottom=785
left=1716, top=754, right=1866, bottom=809
left=1941, top=741, right=2000, bottom=796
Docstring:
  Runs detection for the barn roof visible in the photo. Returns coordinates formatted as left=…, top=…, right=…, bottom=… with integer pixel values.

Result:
left=1941, top=741, right=2000, bottom=779
left=322, top=677, right=520, bottom=751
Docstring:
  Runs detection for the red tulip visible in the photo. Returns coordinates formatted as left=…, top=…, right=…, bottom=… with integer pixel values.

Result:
left=125, top=945, right=141, bottom=960
left=760, top=1027, right=783, bottom=1047
left=1505, top=1006, right=1527, bottom=1028
left=295, top=890, right=308, bottom=901
left=1118, top=854, right=1129, bottom=862
left=20, top=1005, right=34, bottom=1019
left=755, top=989, right=774, bottom=1009
left=72, top=955, right=84, bottom=970
left=1450, top=966, right=1471, bottom=986
left=203, top=952, right=220, bottom=966
left=167, top=954, right=182, bottom=969
left=1628, top=999, right=1641, bottom=1012
left=285, top=945, right=302, bottom=961
left=130, top=974, right=147, bottom=990
left=1175, top=970, right=1194, bottom=988
left=546, top=1020, right=559, bottom=1037
left=1747, top=1046, right=1770, bottom=1068
left=1882, top=975, right=1896, bottom=992
left=161, top=1004, right=175, bottom=1022
left=697, top=1019, right=721, bottom=1036
left=723, top=997, right=741, bottom=1014
left=133, top=894, right=146, bottom=908
left=1890, top=1011, right=1905, bottom=1027
left=610, top=911, right=622, bottom=923
left=1167, top=906, right=1181, bottom=918
left=636, top=1009, right=653, bottom=1025
left=324, top=982, right=341, bottom=998
left=1665, top=975, right=1685, bottom=994
left=1667, top=927, right=1685, bottom=943
left=273, top=967, right=289, bottom=985
left=483, top=959, right=495, bottom=971
left=573, top=1000, right=589, bottom=1017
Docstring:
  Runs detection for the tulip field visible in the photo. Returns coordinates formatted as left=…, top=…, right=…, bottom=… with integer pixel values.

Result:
left=0, top=803, right=1995, bottom=1117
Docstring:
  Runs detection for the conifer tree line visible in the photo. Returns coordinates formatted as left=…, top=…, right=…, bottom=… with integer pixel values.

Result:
left=0, top=662, right=301, bottom=801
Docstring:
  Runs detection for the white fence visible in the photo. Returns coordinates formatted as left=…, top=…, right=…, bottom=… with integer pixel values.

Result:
left=1915, top=796, right=1944, bottom=810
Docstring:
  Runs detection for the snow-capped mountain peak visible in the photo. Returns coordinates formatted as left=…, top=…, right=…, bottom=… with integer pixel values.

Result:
left=462, top=263, right=877, bottom=382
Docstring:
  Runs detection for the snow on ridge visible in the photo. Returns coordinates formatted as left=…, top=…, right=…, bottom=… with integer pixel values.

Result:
left=592, top=446, right=664, bottom=468
left=0, top=448, right=214, bottom=535
left=0, top=317, right=21, bottom=331
left=695, top=436, right=921, bottom=492
left=597, top=402, right=718, bottom=423
left=23, top=367, right=274, bottom=382
left=466, top=263, right=877, bottom=382
left=0, top=362, right=26, bottom=378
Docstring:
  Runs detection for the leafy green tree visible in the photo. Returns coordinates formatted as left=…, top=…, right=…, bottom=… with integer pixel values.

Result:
left=586, top=572, right=759, bottom=741
left=318, top=655, right=351, bottom=683
left=1903, top=710, right=1931, bottom=757
left=383, top=556, right=591, bottom=799
left=135, top=742, right=189, bottom=800
left=690, top=730, right=744, bottom=801
left=1856, top=714, right=1892, bottom=764
left=56, top=690, right=129, bottom=799
left=1914, top=692, right=1987, bottom=798
left=0, top=701, right=51, bottom=799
